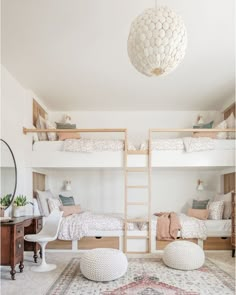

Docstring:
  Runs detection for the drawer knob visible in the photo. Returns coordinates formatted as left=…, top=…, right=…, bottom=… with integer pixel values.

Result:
left=18, top=243, right=22, bottom=249
left=17, top=230, right=21, bottom=233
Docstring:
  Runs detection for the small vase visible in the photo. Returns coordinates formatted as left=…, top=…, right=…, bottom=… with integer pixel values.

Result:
left=13, top=206, right=25, bottom=217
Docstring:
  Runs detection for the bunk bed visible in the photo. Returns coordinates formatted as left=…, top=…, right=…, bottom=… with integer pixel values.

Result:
left=24, top=100, right=235, bottom=253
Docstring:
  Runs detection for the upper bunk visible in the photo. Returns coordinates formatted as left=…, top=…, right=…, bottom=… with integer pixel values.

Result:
left=23, top=100, right=235, bottom=169
left=23, top=128, right=235, bottom=169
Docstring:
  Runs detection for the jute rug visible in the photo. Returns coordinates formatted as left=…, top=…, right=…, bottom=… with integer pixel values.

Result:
left=46, top=258, right=235, bottom=295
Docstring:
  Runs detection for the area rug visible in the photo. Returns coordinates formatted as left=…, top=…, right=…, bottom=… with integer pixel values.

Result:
left=46, top=258, right=235, bottom=295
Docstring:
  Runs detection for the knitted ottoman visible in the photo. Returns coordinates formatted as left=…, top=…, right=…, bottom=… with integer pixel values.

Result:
left=80, top=248, right=128, bottom=281
left=163, top=241, right=205, bottom=270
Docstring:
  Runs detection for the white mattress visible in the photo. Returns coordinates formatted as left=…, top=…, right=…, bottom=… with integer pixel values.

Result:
left=214, top=139, right=235, bottom=150
left=205, top=219, right=231, bottom=237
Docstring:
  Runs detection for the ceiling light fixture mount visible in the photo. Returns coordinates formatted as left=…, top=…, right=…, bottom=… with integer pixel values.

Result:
left=127, top=2, right=187, bottom=77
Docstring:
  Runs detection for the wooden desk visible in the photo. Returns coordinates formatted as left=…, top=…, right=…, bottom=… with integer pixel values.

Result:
left=0, top=216, right=42, bottom=280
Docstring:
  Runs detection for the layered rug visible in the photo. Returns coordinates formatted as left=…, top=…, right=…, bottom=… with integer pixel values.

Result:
left=46, top=258, right=235, bottom=295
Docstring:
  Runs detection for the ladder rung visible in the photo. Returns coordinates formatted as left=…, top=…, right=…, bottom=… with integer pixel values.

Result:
left=126, top=168, right=148, bottom=172
left=127, top=236, right=149, bottom=239
left=127, top=150, right=149, bottom=155
left=126, top=218, right=149, bottom=223
left=127, top=202, right=148, bottom=206
left=127, top=185, right=148, bottom=189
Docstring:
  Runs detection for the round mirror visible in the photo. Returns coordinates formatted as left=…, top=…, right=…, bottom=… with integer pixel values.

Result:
left=0, top=139, right=17, bottom=211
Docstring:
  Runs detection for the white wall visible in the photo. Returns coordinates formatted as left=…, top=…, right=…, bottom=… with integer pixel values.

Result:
left=45, top=167, right=221, bottom=215
left=1, top=65, right=46, bottom=210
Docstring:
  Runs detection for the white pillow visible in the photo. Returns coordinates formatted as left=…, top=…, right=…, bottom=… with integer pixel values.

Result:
left=31, top=126, right=39, bottom=142
left=47, top=198, right=62, bottom=213
left=33, top=198, right=41, bottom=216
left=36, top=115, right=48, bottom=141
left=208, top=200, right=224, bottom=220
left=45, top=120, right=57, bottom=141
left=226, top=112, right=235, bottom=139
left=214, top=192, right=232, bottom=219
left=36, top=190, right=54, bottom=216
left=215, top=120, right=227, bottom=139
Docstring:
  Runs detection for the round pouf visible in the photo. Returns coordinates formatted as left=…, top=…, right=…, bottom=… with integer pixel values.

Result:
left=163, top=241, right=205, bottom=270
left=80, top=248, right=128, bottom=282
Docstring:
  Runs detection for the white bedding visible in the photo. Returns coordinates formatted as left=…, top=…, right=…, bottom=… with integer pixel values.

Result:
left=57, top=211, right=231, bottom=241
left=33, top=139, right=235, bottom=152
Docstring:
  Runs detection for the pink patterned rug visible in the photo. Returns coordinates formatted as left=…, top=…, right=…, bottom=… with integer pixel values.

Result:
left=46, top=258, right=235, bottom=295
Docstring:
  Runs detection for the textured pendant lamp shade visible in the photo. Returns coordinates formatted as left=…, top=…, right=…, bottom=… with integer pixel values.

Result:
left=127, top=6, right=187, bottom=76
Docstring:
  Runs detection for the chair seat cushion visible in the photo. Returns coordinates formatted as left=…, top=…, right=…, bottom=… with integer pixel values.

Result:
left=163, top=241, right=205, bottom=270
left=80, top=248, right=128, bottom=281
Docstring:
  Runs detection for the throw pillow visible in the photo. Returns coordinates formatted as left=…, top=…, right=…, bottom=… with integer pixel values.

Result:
left=215, top=120, right=227, bottom=139
left=193, top=121, right=214, bottom=129
left=208, top=200, right=224, bottom=220
left=36, top=115, right=48, bottom=141
left=59, top=194, right=75, bottom=206
left=59, top=205, right=81, bottom=217
left=45, top=120, right=57, bottom=141
left=187, top=208, right=209, bottom=220
left=192, top=199, right=209, bottom=209
left=214, top=192, right=232, bottom=219
left=36, top=190, right=55, bottom=216
left=47, top=198, right=62, bottom=213
left=56, top=123, right=76, bottom=129
left=58, top=132, right=81, bottom=141
left=192, top=131, right=216, bottom=139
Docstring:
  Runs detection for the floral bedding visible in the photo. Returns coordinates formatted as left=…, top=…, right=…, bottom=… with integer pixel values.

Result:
left=64, top=139, right=124, bottom=153
left=58, top=211, right=135, bottom=240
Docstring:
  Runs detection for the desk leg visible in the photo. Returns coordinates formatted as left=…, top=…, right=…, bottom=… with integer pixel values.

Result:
left=19, top=261, right=24, bottom=272
left=232, top=249, right=235, bottom=257
left=10, top=266, right=16, bottom=280
left=33, top=251, right=38, bottom=263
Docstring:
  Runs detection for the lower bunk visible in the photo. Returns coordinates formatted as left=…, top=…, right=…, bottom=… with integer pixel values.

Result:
left=45, top=217, right=232, bottom=252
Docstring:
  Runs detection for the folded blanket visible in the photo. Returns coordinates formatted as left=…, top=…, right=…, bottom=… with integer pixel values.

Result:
left=155, top=212, right=181, bottom=240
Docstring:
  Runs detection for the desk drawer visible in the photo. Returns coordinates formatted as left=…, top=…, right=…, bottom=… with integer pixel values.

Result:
left=78, top=237, right=119, bottom=250
left=16, top=225, right=24, bottom=238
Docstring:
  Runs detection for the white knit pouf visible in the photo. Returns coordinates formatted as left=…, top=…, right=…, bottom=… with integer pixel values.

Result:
left=80, top=248, right=128, bottom=281
left=163, top=241, right=205, bottom=270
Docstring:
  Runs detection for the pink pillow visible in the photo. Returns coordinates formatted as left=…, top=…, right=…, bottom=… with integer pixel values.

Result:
left=60, top=205, right=81, bottom=217
left=192, top=132, right=216, bottom=138
left=59, top=132, right=81, bottom=141
left=187, top=208, right=209, bottom=220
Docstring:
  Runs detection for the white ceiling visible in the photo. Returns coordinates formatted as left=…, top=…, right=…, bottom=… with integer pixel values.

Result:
left=1, top=0, right=235, bottom=111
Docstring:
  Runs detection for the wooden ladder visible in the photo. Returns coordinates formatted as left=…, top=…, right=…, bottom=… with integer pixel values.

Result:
left=123, top=132, right=151, bottom=254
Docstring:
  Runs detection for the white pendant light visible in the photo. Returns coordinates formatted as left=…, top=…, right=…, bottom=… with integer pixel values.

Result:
left=127, top=4, right=187, bottom=76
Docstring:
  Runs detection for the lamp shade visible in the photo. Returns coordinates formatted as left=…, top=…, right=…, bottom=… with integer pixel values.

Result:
left=127, top=6, right=187, bottom=76
left=65, top=180, right=71, bottom=191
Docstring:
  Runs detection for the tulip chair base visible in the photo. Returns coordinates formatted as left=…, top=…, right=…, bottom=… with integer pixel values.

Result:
left=31, top=263, right=56, bottom=272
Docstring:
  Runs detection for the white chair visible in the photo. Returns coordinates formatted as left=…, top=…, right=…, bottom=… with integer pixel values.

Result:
left=24, top=210, right=63, bottom=272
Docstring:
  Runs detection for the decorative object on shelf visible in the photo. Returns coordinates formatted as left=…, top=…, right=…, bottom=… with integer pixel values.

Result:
left=197, top=115, right=204, bottom=125
left=64, top=114, right=72, bottom=124
left=196, top=179, right=204, bottom=191
left=127, top=2, right=187, bottom=76
left=64, top=180, right=72, bottom=191
left=13, top=195, right=32, bottom=217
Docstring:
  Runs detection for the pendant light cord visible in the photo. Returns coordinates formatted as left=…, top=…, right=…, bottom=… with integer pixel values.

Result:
left=155, top=0, right=157, bottom=10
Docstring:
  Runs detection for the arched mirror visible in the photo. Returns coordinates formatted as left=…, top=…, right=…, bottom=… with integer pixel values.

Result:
left=0, top=139, right=17, bottom=213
